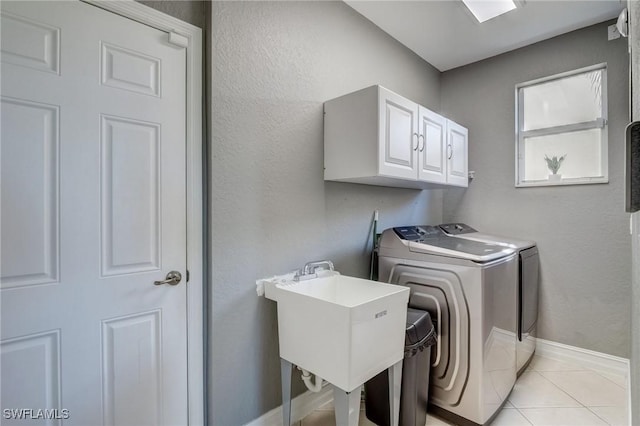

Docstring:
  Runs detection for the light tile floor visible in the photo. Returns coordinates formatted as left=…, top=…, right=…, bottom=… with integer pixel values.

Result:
left=299, top=355, right=629, bottom=426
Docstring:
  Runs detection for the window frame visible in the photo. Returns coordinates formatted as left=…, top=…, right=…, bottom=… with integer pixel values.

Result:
left=515, top=63, right=609, bottom=187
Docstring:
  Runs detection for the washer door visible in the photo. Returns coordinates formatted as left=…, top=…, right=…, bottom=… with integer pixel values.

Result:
left=388, top=264, right=470, bottom=407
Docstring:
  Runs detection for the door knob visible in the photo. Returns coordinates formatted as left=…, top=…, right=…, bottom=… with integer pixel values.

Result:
left=154, top=271, right=182, bottom=286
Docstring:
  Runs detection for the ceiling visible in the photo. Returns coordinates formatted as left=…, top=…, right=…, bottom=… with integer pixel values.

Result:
left=345, top=0, right=626, bottom=71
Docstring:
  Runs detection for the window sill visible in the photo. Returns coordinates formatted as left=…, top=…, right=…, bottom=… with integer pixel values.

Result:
left=516, top=176, right=608, bottom=188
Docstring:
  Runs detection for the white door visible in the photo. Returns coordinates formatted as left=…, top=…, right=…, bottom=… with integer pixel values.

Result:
left=0, top=2, right=188, bottom=425
left=378, top=88, right=418, bottom=180
left=446, top=120, right=469, bottom=187
left=418, top=107, right=447, bottom=184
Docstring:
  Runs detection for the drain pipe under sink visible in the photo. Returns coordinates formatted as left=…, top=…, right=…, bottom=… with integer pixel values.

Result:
left=298, top=367, right=324, bottom=392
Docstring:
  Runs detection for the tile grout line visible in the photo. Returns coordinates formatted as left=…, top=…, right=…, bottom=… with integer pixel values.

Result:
left=510, top=370, right=583, bottom=410
left=590, top=369, right=627, bottom=391
left=538, top=369, right=628, bottom=411
left=517, top=368, right=621, bottom=426
left=585, top=406, right=615, bottom=426
left=536, top=370, right=603, bottom=408
left=531, top=355, right=628, bottom=391
left=516, top=406, right=614, bottom=426
left=513, top=407, right=535, bottom=426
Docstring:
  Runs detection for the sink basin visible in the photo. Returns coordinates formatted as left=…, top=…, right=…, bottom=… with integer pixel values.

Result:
left=264, top=271, right=409, bottom=392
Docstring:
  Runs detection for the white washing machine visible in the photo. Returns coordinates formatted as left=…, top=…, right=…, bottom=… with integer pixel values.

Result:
left=378, top=226, right=518, bottom=426
left=439, top=223, right=539, bottom=376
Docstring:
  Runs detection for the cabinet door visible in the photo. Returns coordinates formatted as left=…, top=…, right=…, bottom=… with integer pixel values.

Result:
left=378, top=88, right=418, bottom=180
left=446, top=120, right=469, bottom=187
left=418, top=107, right=447, bottom=183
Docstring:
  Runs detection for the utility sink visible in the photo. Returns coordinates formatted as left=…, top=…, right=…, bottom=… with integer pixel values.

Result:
left=264, top=271, right=409, bottom=392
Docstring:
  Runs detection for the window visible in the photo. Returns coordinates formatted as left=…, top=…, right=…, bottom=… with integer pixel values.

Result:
left=515, top=64, right=608, bottom=187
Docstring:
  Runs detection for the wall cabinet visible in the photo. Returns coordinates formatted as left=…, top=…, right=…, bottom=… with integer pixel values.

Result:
left=445, top=118, right=469, bottom=187
left=324, top=85, right=468, bottom=189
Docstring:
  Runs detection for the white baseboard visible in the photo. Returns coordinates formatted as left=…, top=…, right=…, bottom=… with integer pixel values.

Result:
left=244, top=385, right=333, bottom=426
left=534, top=337, right=630, bottom=376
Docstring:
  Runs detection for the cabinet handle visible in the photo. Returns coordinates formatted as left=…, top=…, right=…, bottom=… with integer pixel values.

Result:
left=413, top=133, right=419, bottom=151
left=447, top=144, right=453, bottom=160
left=418, top=134, right=425, bottom=152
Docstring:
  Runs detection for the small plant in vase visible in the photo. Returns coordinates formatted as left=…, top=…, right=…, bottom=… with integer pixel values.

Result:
left=544, top=154, right=566, bottom=181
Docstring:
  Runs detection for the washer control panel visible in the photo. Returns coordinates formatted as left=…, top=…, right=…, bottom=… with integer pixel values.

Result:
left=393, top=226, right=442, bottom=242
left=439, top=223, right=477, bottom=235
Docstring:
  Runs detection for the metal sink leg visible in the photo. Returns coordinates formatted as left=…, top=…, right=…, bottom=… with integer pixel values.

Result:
left=389, top=360, right=403, bottom=426
left=333, top=385, right=361, bottom=426
left=280, top=358, right=293, bottom=425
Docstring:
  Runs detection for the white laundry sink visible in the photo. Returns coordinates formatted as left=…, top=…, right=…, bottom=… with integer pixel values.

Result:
left=264, top=271, right=409, bottom=392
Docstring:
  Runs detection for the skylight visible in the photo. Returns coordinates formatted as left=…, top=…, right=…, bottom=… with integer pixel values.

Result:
left=462, top=0, right=517, bottom=23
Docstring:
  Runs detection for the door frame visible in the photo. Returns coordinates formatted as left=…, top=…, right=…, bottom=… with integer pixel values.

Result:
left=81, top=1, right=204, bottom=424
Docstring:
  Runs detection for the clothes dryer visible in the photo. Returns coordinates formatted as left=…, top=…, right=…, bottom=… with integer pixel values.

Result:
left=378, top=226, right=518, bottom=426
left=439, top=223, right=539, bottom=375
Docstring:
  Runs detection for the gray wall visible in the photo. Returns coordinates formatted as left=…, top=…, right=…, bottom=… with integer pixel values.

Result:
left=441, top=22, right=631, bottom=357
left=209, top=2, right=442, bottom=424
left=135, top=0, right=205, bottom=29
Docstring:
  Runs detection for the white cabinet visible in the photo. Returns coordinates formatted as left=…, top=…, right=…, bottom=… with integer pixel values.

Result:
left=324, top=85, right=468, bottom=189
left=446, top=119, right=469, bottom=187
left=418, top=107, right=447, bottom=184
left=377, top=88, right=420, bottom=180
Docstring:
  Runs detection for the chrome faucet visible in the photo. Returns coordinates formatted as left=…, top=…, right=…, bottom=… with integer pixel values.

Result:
left=294, top=260, right=335, bottom=281
left=304, top=260, right=334, bottom=274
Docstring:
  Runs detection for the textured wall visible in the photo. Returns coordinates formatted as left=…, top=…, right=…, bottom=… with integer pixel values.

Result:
left=209, top=2, right=442, bottom=424
left=441, top=21, right=631, bottom=357
left=135, top=0, right=205, bottom=29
